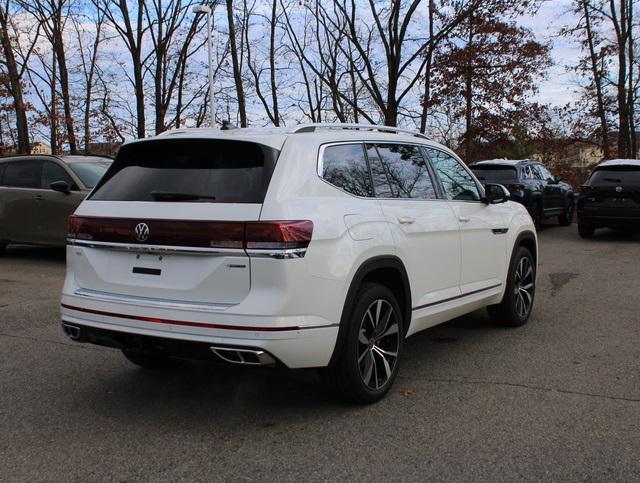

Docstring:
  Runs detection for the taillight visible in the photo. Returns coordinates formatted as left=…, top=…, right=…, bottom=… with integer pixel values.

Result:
left=506, top=184, right=526, bottom=191
left=67, top=216, right=313, bottom=256
left=245, top=221, right=313, bottom=250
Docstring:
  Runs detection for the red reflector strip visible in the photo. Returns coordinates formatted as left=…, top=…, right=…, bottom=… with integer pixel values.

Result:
left=61, top=303, right=300, bottom=332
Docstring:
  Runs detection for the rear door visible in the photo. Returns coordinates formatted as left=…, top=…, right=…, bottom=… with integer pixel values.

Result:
left=0, top=159, right=43, bottom=243
left=425, top=148, right=509, bottom=295
left=534, top=164, right=562, bottom=211
left=365, top=143, right=462, bottom=308
left=69, top=138, right=280, bottom=305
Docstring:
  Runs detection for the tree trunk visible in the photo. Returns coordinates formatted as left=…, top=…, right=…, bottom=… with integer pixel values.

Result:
left=464, top=16, right=474, bottom=163
left=269, top=0, right=279, bottom=126
left=582, top=0, right=610, bottom=159
left=226, top=0, right=247, bottom=127
left=0, top=5, right=30, bottom=154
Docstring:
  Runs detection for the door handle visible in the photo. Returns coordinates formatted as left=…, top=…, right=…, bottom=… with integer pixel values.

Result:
left=34, top=194, right=44, bottom=201
left=398, top=216, right=415, bottom=225
left=458, top=216, right=470, bottom=223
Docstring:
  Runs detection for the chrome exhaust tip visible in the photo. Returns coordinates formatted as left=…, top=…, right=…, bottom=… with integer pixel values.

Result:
left=62, top=323, right=82, bottom=341
left=209, top=346, right=276, bottom=366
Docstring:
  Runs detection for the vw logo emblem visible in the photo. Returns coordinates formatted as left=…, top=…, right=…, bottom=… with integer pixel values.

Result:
left=615, top=186, right=623, bottom=193
left=134, top=223, right=150, bottom=242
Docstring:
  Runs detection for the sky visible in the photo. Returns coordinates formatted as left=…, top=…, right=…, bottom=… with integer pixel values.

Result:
left=520, top=0, right=582, bottom=106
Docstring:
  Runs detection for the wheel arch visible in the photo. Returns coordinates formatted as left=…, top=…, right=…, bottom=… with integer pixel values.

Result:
left=329, top=255, right=411, bottom=366
left=512, top=230, right=538, bottom=266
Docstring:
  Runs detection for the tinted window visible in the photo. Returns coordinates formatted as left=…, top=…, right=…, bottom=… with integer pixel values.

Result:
left=590, top=167, right=640, bottom=185
left=42, top=161, right=74, bottom=189
left=321, top=144, right=372, bottom=197
left=426, top=149, right=481, bottom=201
left=91, top=139, right=279, bottom=203
left=68, top=161, right=111, bottom=189
left=2, top=160, right=43, bottom=188
left=471, top=166, right=517, bottom=181
left=366, top=144, right=436, bottom=199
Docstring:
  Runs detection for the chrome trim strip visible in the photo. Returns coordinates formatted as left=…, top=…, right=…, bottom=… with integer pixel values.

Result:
left=412, top=283, right=503, bottom=311
left=67, top=239, right=246, bottom=256
left=246, top=247, right=307, bottom=259
left=68, top=239, right=307, bottom=259
left=73, top=288, right=234, bottom=313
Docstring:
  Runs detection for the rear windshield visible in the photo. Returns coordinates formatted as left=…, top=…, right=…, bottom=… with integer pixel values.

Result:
left=90, top=139, right=279, bottom=203
left=470, top=166, right=517, bottom=181
left=590, top=166, right=640, bottom=185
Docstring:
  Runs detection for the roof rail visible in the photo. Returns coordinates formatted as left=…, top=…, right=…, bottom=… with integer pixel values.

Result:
left=290, top=123, right=430, bottom=140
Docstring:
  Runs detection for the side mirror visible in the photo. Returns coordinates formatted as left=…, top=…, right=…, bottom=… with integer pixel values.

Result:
left=50, top=180, right=70, bottom=194
left=484, top=183, right=510, bottom=204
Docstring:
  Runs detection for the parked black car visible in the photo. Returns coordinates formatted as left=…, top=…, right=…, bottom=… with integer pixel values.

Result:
left=470, top=159, right=574, bottom=225
left=577, top=159, right=640, bottom=238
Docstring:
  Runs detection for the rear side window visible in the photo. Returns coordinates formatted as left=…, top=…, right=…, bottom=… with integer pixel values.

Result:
left=2, top=160, right=43, bottom=188
left=90, top=139, right=279, bottom=203
left=590, top=166, right=640, bottom=184
left=366, top=143, right=437, bottom=199
left=321, top=144, right=373, bottom=197
left=426, top=148, right=481, bottom=201
left=471, top=166, right=517, bottom=181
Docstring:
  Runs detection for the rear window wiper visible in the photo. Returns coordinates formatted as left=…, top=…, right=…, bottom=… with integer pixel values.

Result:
left=150, top=191, right=217, bottom=201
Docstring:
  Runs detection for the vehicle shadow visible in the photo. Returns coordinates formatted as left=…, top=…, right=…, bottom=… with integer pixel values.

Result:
left=72, top=309, right=498, bottom=423
left=1, top=244, right=66, bottom=262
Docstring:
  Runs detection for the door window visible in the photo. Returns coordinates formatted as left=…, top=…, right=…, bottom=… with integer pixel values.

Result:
left=425, top=149, right=481, bottom=201
left=535, top=165, right=553, bottom=181
left=42, top=161, right=74, bottom=189
left=320, top=143, right=373, bottom=197
left=365, top=143, right=437, bottom=199
left=2, top=160, right=43, bottom=188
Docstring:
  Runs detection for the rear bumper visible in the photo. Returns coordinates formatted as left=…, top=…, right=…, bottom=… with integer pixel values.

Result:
left=577, top=212, right=640, bottom=228
left=60, top=300, right=339, bottom=369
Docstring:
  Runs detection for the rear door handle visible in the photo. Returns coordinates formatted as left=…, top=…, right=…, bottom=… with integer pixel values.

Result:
left=458, top=216, right=470, bottom=223
left=398, top=216, right=415, bottom=225
left=34, top=194, right=44, bottom=201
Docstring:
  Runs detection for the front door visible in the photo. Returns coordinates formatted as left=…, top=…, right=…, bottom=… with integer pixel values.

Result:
left=425, top=148, right=509, bottom=295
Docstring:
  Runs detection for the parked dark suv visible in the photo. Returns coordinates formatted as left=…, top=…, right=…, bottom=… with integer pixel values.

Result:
left=577, top=159, right=640, bottom=238
left=470, top=159, right=574, bottom=225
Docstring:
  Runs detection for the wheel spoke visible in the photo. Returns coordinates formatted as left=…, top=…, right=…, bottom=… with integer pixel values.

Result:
left=373, top=345, right=397, bottom=358
left=358, top=348, right=370, bottom=364
left=362, top=351, right=374, bottom=385
left=377, top=321, right=398, bottom=341
left=374, top=306, right=393, bottom=338
left=372, top=352, right=379, bottom=389
left=377, top=349, right=392, bottom=382
left=358, top=329, right=369, bottom=345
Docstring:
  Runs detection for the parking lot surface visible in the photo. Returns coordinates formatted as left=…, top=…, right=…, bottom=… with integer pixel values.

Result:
left=1, top=225, right=639, bottom=481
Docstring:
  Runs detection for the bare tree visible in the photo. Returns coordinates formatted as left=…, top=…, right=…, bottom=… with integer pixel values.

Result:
left=0, top=0, right=38, bottom=153
left=225, top=0, right=247, bottom=126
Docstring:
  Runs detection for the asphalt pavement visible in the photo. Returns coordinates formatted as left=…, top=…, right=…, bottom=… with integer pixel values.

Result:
left=1, top=224, right=638, bottom=481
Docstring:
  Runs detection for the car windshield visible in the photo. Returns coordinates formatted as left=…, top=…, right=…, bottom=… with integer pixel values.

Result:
left=590, top=166, right=640, bottom=185
left=470, top=166, right=517, bottom=181
left=68, top=161, right=112, bottom=188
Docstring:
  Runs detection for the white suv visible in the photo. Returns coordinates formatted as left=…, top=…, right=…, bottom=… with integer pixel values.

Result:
left=61, top=124, right=537, bottom=403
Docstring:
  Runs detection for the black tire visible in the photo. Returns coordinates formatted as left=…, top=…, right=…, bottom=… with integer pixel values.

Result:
left=488, top=246, right=536, bottom=327
left=122, top=350, right=186, bottom=370
left=578, top=223, right=595, bottom=239
left=529, top=201, right=543, bottom=225
left=0, top=243, right=6, bottom=255
left=325, top=282, right=404, bottom=404
left=558, top=198, right=574, bottom=226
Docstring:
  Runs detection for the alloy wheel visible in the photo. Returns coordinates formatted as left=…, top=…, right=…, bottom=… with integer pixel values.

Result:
left=513, top=256, right=534, bottom=318
left=357, top=299, right=400, bottom=390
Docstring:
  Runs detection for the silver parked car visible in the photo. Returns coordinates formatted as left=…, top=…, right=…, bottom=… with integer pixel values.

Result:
left=0, top=154, right=112, bottom=251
